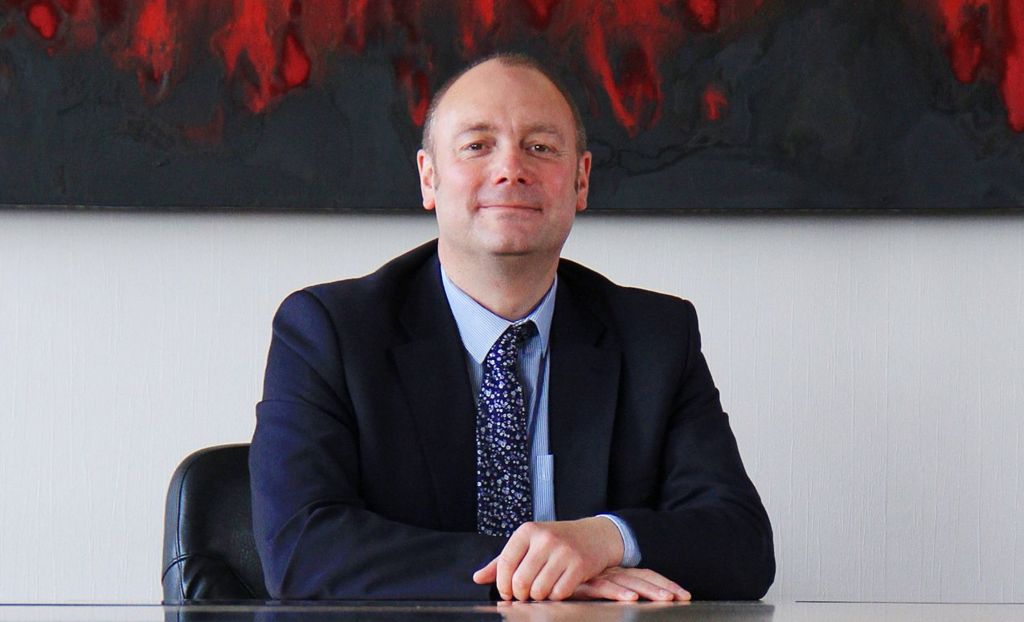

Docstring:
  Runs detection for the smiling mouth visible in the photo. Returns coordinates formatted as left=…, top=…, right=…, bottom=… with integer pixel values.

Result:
left=480, top=204, right=541, bottom=210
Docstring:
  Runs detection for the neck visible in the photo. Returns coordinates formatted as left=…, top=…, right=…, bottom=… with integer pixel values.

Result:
left=439, top=245, right=558, bottom=321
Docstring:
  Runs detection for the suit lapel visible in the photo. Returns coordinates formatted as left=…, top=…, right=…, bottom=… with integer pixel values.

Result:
left=390, top=256, right=479, bottom=531
left=549, top=278, right=621, bottom=520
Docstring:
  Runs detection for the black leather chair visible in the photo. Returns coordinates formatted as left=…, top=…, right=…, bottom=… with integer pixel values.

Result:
left=162, top=444, right=269, bottom=603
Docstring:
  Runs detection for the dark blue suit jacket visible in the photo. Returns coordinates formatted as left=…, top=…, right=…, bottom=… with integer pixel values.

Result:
left=250, top=240, right=774, bottom=600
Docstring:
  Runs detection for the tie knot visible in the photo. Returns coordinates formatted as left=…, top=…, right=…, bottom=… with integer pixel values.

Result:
left=484, top=321, right=535, bottom=370
left=508, top=320, right=536, bottom=342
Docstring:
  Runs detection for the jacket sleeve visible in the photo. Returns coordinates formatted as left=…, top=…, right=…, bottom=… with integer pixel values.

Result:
left=250, top=290, right=505, bottom=600
left=614, top=300, right=775, bottom=600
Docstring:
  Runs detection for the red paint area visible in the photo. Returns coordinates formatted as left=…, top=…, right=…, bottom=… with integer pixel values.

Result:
left=460, top=0, right=496, bottom=54
left=213, top=0, right=286, bottom=113
left=928, top=0, right=1024, bottom=130
left=281, top=30, right=310, bottom=87
left=938, top=0, right=989, bottom=82
left=702, top=84, right=728, bottom=121
left=9, top=0, right=773, bottom=134
left=563, top=0, right=762, bottom=134
left=394, top=56, right=430, bottom=127
left=687, top=0, right=719, bottom=31
left=126, top=0, right=175, bottom=85
left=1002, top=0, right=1024, bottom=130
left=26, top=1, right=59, bottom=39
left=522, top=0, right=560, bottom=29
left=578, top=1, right=677, bottom=134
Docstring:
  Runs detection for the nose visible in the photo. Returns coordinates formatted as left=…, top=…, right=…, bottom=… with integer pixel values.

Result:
left=491, top=145, right=531, bottom=186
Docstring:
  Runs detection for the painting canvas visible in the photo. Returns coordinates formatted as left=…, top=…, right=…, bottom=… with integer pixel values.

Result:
left=1, top=0, right=1022, bottom=211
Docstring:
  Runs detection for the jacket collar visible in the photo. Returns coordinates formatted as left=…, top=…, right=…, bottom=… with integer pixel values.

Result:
left=391, top=254, right=480, bottom=530
left=547, top=272, right=621, bottom=520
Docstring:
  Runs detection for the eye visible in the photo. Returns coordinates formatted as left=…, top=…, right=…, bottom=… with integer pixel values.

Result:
left=459, top=141, right=489, bottom=154
left=530, top=143, right=553, bottom=153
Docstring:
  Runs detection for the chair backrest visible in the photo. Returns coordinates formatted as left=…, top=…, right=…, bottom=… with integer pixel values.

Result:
left=162, top=444, right=269, bottom=603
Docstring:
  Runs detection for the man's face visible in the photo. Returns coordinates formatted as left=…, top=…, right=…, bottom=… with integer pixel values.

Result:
left=417, top=61, right=591, bottom=263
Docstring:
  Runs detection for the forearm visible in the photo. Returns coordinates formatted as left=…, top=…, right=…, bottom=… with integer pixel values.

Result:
left=615, top=498, right=774, bottom=599
left=250, top=408, right=506, bottom=599
left=255, top=500, right=505, bottom=600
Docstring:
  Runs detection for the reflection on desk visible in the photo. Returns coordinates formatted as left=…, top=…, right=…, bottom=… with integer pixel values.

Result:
left=168, top=601, right=771, bottom=622
left=2, top=601, right=1024, bottom=622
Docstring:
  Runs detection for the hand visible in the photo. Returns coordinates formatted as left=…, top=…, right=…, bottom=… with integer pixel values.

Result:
left=571, top=567, right=691, bottom=602
left=472, top=517, right=624, bottom=601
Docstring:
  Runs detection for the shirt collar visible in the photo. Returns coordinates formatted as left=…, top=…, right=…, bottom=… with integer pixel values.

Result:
left=440, top=264, right=556, bottom=365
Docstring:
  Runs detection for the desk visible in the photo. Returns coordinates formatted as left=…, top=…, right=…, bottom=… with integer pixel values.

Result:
left=1, top=602, right=1022, bottom=622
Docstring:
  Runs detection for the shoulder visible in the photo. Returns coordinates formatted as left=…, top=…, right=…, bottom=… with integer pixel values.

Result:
left=556, top=256, right=697, bottom=327
left=276, top=239, right=439, bottom=324
left=556, top=257, right=707, bottom=375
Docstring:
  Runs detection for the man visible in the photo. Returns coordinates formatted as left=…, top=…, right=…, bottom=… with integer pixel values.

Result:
left=250, top=53, right=774, bottom=602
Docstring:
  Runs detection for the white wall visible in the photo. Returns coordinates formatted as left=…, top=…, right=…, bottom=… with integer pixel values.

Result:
left=1, top=210, right=1022, bottom=604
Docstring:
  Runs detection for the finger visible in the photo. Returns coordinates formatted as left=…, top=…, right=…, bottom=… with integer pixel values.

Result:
left=571, top=577, right=639, bottom=601
left=529, top=559, right=571, bottom=601
left=472, top=557, right=498, bottom=585
left=547, top=559, right=589, bottom=601
left=510, top=547, right=549, bottom=601
left=495, top=530, right=532, bottom=601
left=626, top=569, right=691, bottom=601
left=599, top=573, right=676, bottom=601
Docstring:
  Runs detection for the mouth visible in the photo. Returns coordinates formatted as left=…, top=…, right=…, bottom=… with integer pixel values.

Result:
left=479, top=204, right=541, bottom=211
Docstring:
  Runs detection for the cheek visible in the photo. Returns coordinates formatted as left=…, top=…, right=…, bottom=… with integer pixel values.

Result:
left=435, top=164, right=480, bottom=198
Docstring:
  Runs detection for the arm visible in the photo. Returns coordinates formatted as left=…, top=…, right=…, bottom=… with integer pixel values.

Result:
left=470, top=299, right=772, bottom=602
left=251, top=291, right=505, bottom=600
left=613, top=300, right=775, bottom=600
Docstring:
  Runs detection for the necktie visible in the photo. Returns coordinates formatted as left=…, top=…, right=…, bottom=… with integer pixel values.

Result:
left=476, top=321, right=535, bottom=537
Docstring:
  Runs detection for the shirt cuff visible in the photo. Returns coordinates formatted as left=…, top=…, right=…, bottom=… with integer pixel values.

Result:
left=597, top=513, right=642, bottom=568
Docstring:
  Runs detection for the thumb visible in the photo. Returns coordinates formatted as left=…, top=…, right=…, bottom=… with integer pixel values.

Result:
left=473, top=557, right=499, bottom=584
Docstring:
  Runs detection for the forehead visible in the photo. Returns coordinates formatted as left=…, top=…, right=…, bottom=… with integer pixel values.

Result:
left=432, top=61, right=575, bottom=139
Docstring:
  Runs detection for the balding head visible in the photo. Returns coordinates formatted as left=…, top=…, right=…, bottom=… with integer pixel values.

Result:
left=421, top=53, right=588, bottom=158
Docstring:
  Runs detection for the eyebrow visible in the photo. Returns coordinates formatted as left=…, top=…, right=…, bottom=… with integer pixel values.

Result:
left=523, top=123, right=564, bottom=138
left=455, top=123, right=496, bottom=138
left=454, top=122, right=566, bottom=140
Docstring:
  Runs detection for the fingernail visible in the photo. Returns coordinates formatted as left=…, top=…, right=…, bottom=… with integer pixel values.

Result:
left=678, top=589, right=692, bottom=600
left=623, top=590, right=638, bottom=600
left=658, top=589, right=672, bottom=599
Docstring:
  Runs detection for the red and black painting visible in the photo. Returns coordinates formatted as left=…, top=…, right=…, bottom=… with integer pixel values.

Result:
left=1, top=0, right=1022, bottom=210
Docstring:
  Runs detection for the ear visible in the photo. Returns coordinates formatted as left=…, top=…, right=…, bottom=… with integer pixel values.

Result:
left=417, top=149, right=437, bottom=211
left=575, top=150, right=592, bottom=213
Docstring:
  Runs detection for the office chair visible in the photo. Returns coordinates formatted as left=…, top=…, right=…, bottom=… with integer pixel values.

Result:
left=162, top=444, right=269, bottom=603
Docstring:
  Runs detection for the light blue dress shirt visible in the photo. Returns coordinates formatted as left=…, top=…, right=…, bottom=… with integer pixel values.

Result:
left=440, top=266, right=641, bottom=568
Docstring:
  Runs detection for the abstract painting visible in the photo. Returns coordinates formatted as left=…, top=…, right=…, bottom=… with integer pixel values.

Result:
left=1, top=0, right=1022, bottom=210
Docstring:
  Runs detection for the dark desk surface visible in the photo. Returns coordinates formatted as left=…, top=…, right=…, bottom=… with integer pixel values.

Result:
left=2, top=602, right=1024, bottom=622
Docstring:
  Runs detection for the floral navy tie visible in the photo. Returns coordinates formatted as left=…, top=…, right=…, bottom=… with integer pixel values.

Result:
left=476, top=321, right=535, bottom=537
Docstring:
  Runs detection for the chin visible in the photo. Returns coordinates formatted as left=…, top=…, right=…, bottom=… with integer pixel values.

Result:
left=486, top=243, right=534, bottom=257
